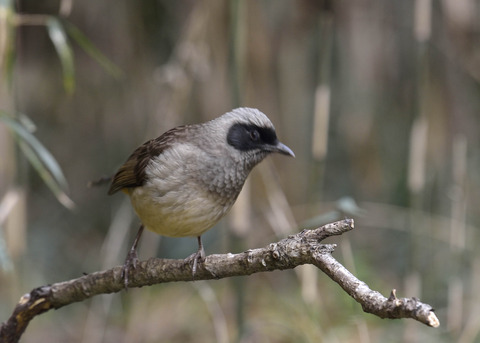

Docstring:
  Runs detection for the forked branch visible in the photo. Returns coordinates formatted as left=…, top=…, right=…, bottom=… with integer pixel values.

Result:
left=0, top=219, right=439, bottom=343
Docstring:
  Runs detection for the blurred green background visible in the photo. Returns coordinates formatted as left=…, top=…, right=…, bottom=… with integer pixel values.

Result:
left=1, top=0, right=480, bottom=342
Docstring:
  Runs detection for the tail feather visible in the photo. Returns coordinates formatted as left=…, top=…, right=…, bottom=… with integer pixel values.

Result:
left=87, top=175, right=112, bottom=188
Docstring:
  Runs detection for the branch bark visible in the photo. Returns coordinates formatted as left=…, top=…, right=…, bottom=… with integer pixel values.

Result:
left=0, top=219, right=439, bottom=342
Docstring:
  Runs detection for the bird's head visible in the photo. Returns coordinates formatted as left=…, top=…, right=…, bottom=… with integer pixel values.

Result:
left=206, top=107, right=295, bottom=169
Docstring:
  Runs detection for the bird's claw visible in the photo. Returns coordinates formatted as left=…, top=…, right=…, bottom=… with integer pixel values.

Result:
left=122, top=249, right=139, bottom=290
left=186, top=248, right=205, bottom=276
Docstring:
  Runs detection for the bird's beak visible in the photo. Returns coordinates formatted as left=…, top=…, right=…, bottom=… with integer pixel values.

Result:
left=272, top=141, right=295, bottom=158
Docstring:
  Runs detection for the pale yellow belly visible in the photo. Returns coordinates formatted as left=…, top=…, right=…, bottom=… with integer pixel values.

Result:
left=128, top=186, right=232, bottom=237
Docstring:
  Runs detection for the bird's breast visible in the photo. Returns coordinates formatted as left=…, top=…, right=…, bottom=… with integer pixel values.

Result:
left=127, top=150, right=248, bottom=237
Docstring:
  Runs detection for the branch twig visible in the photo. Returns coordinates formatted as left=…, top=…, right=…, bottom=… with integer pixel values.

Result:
left=0, top=219, right=439, bottom=342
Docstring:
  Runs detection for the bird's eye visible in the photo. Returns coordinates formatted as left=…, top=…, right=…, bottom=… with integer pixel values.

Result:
left=249, top=129, right=260, bottom=141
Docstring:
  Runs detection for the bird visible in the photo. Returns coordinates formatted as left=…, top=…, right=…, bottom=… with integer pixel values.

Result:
left=108, top=107, right=295, bottom=288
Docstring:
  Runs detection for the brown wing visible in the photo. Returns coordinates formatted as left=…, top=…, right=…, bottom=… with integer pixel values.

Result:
left=107, top=125, right=188, bottom=195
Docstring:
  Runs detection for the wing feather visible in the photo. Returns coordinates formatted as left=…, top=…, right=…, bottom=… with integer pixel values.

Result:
left=108, top=125, right=189, bottom=195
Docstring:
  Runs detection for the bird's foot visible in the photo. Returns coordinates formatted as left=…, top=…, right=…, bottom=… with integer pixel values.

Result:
left=121, top=249, right=139, bottom=290
left=185, top=247, right=206, bottom=277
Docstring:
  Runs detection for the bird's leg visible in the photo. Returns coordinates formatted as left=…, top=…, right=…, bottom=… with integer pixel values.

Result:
left=122, top=224, right=144, bottom=290
left=187, top=236, right=206, bottom=276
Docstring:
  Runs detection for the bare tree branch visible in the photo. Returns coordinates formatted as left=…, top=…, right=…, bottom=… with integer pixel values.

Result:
left=0, top=219, right=439, bottom=342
